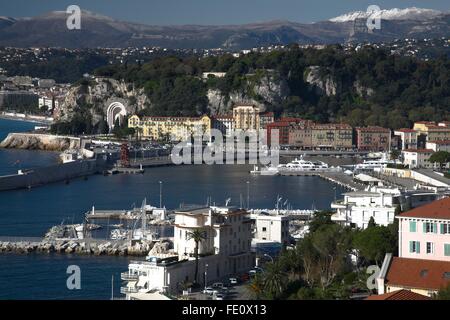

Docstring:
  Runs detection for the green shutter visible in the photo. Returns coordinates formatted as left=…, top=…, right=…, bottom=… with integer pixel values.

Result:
left=441, top=224, right=445, bottom=234
left=417, top=242, right=420, bottom=254
left=423, top=223, right=427, bottom=233
left=445, top=244, right=450, bottom=257
left=409, top=241, right=414, bottom=253
left=433, top=223, right=438, bottom=234
left=410, top=221, right=416, bottom=232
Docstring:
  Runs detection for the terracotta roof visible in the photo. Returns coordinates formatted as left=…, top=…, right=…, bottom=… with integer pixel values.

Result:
left=356, top=126, right=390, bottom=133
left=395, top=128, right=416, bottom=133
left=428, top=140, right=450, bottom=145
left=385, top=257, right=450, bottom=291
left=365, top=289, right=431, bottom=300
left=398, top=197, right=450, bottom=219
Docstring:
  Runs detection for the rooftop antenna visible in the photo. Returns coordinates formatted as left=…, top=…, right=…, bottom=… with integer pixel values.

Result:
left=225, top=198, right=231, bottom=206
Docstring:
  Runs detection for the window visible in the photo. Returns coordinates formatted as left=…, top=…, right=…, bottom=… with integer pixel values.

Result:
left=423, top=222, right=437, bottom=234
left=409, top=221, right=417, bottom=232
left=262, top=227, right=267, bottom=232
left=426, top=242, right=434, bottom=254
left=441, top=224, right=450, bottom=234
left=445, top=244, right=450, bottom=257
left=409, top=241, right=420, bottom=253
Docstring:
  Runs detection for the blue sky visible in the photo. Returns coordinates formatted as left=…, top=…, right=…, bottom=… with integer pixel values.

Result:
left=1, top=0, right=449, bottom=25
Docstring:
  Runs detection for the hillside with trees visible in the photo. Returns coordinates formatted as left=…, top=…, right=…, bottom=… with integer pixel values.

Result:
left=53, top=45, right=449, bottom=134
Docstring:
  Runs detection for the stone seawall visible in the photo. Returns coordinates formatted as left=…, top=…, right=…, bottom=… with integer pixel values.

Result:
left=0, top=158, right=103, bottom=191
left=0, top=133, right=80, bottom=151
left=0, top=239, right=151, bottom=256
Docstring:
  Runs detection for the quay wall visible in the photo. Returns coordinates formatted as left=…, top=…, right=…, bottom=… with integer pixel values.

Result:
left=0, top=238, right=150, bottom=256
left=0, top=158, right=104, bottom=191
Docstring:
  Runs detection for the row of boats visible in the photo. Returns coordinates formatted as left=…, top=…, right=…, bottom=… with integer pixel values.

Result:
left=251, top=153, right=401, bottom=175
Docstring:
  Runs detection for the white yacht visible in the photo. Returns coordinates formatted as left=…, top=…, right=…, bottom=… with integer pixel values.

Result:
left=354, top=153, right=399, bottom=171
left=283, top=156, right=329, bottom=171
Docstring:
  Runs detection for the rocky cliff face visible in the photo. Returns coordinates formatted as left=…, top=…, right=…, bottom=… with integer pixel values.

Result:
left=0, top=133, right=80, bottom=151
left=56, top=77, right=149, bottom=124
left=304, top=66, right=340, bottom=96
left=207, top=71, right=289, bottom=115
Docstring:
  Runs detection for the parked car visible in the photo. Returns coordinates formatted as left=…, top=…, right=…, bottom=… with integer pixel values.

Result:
left=229, top=277, right=238, bottom=285
left=203, top=287, right=218, bottom=295
left=212, top=282, right=224, bottom=289
left=215, top=293, right=226, bottom=300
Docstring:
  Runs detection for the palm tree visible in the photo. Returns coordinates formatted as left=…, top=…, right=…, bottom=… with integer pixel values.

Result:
left=186, top=229, right=207, bottom=284
left=263, top=262, right=287, bottom=299
left=247, top=273, right=264, bottom=300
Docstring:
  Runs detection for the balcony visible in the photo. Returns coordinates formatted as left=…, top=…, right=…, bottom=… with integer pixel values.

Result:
left=121, top=272, right=138, bottom=281
left=120, top=286, right=138, bottom=294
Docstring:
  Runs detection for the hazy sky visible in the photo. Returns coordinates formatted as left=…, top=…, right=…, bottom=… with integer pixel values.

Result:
left=1, top=0, right=449, bottom=25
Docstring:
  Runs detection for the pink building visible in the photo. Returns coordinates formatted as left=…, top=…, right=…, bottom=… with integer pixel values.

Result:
left=398, top=197, right=450, bottom=261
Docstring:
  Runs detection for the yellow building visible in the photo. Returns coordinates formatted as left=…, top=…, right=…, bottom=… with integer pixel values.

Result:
left=232, top=104, right=260, bottom=131
left=128, top=115, right=211, bottom=141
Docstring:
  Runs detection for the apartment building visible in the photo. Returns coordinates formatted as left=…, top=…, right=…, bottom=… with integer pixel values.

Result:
left=401, top=149, right=434, bottom=169
left=331, top=186, right=441, bottom=229
left=355, top=126, right=391, bottom=151
left=232, top=104, right=260, bottom=131
left=426, top=140, right=450, bottom=153
left=121, top=206, right=255, bottom=297
left=311, top=123, right=353, bottom=150
left=394, top=129, right=417, bottom=150
left=376, top=197, right=450, bottom=297
left=252, top=214, right=291, bottom=244
left=128, top=114, right=211, bottom=141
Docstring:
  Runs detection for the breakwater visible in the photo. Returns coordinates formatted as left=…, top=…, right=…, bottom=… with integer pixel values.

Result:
left=0, top=133, right=80, bottom=151
left=0, top=237, right=151, bottom=256
left=0, top=158, right=104, bottom=191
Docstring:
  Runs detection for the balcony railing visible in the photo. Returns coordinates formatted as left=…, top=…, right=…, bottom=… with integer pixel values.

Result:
left=121, top=272, right=139, bottom=281
left=120, top=286, right=138, bottom=294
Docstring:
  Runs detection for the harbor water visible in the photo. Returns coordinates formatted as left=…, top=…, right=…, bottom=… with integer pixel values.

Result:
left=0, top=118, right=346, bottom=299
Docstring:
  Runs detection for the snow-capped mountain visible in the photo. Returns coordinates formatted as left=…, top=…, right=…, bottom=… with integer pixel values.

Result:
left=330, top=7, right=443, bottom=22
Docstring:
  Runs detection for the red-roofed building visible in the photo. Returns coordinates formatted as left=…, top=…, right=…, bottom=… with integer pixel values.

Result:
left=355, top=126, right=391, bottom=151
left=378, top=256, right=450, bottom=297
left=365, top=289, right=431, bottom=300
left=426, top=140, right=450, bottom=153
left=396, top=197, right=450, bottom=262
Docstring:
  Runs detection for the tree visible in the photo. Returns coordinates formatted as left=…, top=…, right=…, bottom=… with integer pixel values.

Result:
left=429, top=151, right=450, bottom=170
left=186, top=229, right=207, bottom=284
left=436, top=284, right=450, bottom=300
left=353, top=226, right=396, bottom=266
left=247, top=273, right=264, bottom=300
left=367, top=216, right=376, bottom=228
left=262, top=262, right=287, bottom=299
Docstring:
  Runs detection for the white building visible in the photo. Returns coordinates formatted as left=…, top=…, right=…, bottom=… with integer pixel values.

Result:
left=121, top=206, right=254, bottom=299
left=252, top=214, right=290, bottom=244
left=331, top=186, right=441, bottom=229
left=402, top=149, right=434, bottom=168
left=394, top=129, right=417, bottom=150
left=426, top=140, right=450, bottom=153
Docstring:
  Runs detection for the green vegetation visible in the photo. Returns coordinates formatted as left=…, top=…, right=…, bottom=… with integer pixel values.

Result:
left=186, top=229, right=207, bottom=285
left=436, top=284, right=450, bottom=300
left=429, top=151, right=450, bottom=170
left=248, top=210, right=398, bottom=300
left=93, top=45, right=449, bottom=127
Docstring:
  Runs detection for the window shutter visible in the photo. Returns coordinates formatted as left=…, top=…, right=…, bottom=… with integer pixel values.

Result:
left=441, top=224, right=445, bottom=234
left=445, top=244, right=450, bottom=257
left=417, top=242, right=420, bottom=254
left=423, top=223, right=427, bottom=233
left=433, top=223, right=438, bottom=234
left=409, top=241, right=414, bottom=253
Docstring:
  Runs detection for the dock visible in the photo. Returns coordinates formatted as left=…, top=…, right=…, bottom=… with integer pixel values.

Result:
left=276, top=170, right=364, bottom=191
left=85, top=210, right=141, bottom=220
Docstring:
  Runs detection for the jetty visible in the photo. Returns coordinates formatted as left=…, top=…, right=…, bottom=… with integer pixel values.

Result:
left=0, top=236, right=153, bottom=256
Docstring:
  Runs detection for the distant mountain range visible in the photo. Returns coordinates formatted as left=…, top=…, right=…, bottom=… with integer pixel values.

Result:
left=0, top=7, right=448, bottom=49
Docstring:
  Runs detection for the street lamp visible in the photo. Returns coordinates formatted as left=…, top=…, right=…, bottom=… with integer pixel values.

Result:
left=246, top=181, right=250, bottom=209
left=159, top=181, right=163, bottom=208
left=204, top=264, right=209, bottom=291
left=263, top=253, right=274, bottom=263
